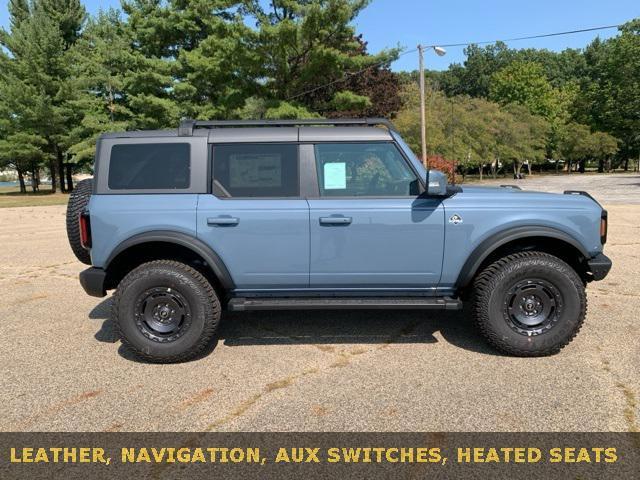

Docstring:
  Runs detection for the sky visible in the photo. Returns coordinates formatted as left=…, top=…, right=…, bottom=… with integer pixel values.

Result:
left=1, top=0, right=638, bottom=71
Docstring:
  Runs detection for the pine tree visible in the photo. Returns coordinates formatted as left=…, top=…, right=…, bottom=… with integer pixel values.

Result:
left=121, top=0, right=255, bottom=121
left=0, top=0, right=85, bottom=192
left=1, top=3, right=64, bottom=192
left=66, top=9, right=134, bottom=163
left=36, top=0, right=86, bottom=190
left=242, top=0, right=399, bottom=118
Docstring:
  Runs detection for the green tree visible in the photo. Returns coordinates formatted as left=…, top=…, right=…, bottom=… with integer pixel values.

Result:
left=0, top=0, right=86, bottom=192
left=439, top=42, right=511, bottom=98
left=581, top=20, right=640, bottom=168
left=588, top=131, right=619, bottom=172
left=65, top=9, right=134, bottom=164
left=244, top=0, right=399, bottom=118
left=394, top=82, right=548, bottom=179
left=37, top=0, right=85, bottom=45
left=1, top=3, right=66, bottom=192
left=558, top=123, right=592, bottom=173
left=489, top=61, right=556, bottom=118
left=321, top=36, right=402, bottom=118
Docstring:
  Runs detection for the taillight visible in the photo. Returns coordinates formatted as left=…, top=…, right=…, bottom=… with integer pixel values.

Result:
left=79, top=212, right=92, bottom=249
left=600, top=210, right=608, bottom=245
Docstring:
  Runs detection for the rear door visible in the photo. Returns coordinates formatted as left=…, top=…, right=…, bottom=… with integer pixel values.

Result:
left=197, top=143, right=309, bottom=290
left=307, top=142, right=445, bottom=291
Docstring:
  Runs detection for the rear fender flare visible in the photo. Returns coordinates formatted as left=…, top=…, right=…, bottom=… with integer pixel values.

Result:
left=105, top=230, right=235, bottom=290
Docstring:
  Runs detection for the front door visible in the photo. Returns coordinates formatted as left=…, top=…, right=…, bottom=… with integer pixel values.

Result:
left=197, top=143, right=309, bottom=290
left=308, top=142, right=444, bottom=291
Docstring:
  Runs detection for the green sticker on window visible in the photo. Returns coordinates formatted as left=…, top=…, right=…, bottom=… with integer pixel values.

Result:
left=323, top=162, right=346, bottom=189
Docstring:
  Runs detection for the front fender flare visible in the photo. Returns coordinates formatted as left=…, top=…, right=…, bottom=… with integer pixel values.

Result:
left=105, top=230, right=235, bottom=290
left=455, top=226, right=589, bottom=288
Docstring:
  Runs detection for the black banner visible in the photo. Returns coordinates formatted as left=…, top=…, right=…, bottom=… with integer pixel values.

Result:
left=1, top=432, right=638, bottom=479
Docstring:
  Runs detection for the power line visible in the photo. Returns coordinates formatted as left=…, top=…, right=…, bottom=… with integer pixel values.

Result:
left=286, top=23, right=622, bottom=101
left=421, top=24, right=621, bottom=48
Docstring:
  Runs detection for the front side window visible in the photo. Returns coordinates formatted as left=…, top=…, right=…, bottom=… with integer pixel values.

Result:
left=314, top=143, right=419, bottom=197
left=108, top=143, right=191, bottom=190
left=213, top=144, right=299, bottom=198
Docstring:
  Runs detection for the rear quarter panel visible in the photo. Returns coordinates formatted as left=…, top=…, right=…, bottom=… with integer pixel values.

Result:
left=88, top=194, right=199, bottom=268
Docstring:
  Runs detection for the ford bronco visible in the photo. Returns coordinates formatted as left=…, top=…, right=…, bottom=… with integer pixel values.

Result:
left=66, top=118, right=612, bottom=362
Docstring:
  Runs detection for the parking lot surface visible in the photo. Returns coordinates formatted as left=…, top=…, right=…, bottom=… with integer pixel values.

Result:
left=471, top=172, right=640, bottom=204
left=1, top=174, right=638, bottom=432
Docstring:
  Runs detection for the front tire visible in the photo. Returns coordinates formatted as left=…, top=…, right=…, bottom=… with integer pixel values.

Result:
left=472, top=251, right=586, bottom=357
left=113, top=260, right=221, bottom=363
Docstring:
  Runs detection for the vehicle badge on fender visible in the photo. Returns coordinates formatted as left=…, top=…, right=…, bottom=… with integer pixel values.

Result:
left=449, top=214, right=463, bottom=225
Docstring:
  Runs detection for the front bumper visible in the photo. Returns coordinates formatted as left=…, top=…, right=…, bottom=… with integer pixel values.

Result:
left=587, top=253, right=612, bottom=281
left=79, top=267, right=107, bottom=297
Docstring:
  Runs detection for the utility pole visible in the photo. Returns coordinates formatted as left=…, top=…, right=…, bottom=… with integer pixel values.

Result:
left=418, top=45, right=427, bottom=169
left=418, top=45, right=446, bottom=170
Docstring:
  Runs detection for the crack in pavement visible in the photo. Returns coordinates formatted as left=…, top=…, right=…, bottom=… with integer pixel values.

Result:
left=14, top=390, right=103, bottom=430
left=591, top=289, right=640, bottom=299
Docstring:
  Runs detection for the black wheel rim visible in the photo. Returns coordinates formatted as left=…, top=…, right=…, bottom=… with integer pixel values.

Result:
left=134, top=287, right=192, bottom=343
left=503, top=278, right=563, bottom=336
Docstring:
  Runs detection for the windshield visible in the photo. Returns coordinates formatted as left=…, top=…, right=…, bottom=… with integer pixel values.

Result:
left=390, top=131, right=427, bottom=178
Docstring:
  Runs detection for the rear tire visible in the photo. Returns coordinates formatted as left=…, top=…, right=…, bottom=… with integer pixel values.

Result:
left=66, top=178, right=93, bottom=265
left=472, top=251, right=586, bottom=357
left=113, top=260, right=221, bottom=363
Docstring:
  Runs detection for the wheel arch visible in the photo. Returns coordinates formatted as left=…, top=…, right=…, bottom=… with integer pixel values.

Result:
left=456, top=226, right=590, bottom=290
left=104, top=231, right=234, bottom=292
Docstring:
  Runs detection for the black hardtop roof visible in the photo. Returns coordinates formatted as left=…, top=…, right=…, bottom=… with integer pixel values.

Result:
left=99, top=118, right=396, bottom=142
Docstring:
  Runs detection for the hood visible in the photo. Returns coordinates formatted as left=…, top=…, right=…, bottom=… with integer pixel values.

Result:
left=450, top=184, right=603, bottom=211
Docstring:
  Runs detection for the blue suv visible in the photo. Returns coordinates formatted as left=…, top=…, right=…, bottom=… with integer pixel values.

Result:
left=66, top=118, right=612, bottom=362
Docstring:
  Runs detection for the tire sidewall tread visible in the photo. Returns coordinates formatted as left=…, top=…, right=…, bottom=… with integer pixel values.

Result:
left=65, top=178, right=93, bottom=265
left=472, top=251, right=587, bottom=357
left=112, top=260, right=221, bottom=363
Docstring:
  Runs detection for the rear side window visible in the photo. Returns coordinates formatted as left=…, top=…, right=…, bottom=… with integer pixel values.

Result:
left=213, top=144, right=299, bottom=198
left=108, top=143, right=191, bottom=190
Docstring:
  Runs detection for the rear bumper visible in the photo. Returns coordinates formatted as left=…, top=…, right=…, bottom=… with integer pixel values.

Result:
left=79, top=267, right=107, bottom=297
left=587, top=253, right=612, bottom=281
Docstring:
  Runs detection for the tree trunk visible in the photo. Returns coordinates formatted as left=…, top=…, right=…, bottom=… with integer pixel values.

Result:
left=35, top=168, right=41, bottom=191
left=30, top=170, right=37, bottom=192
left=479, top=165, right=483, bottom=181
left=513, top=160, right=523, bottom=179
left=65, top=163, right=74, bottom=191
left=555, top=160, right=559, bottom=175
left=17, top=168, right=27, bottom=193
left=527, top=162, right=532, bottom=175
left=56, top=148, right=66, bottom=192
left=48, top=159, right=57, bottom=193
left=623, top=158, right=629, bottom=171
left=598, top=159, right=604, bottom=173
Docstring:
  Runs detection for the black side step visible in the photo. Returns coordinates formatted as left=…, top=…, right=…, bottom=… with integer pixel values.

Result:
left=227, top=296, right=462, bottom=312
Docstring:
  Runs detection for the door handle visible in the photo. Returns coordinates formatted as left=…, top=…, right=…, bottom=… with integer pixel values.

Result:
left=319, top=216, right=352, bottom=225
left=207, top=216, right=239, bottom=226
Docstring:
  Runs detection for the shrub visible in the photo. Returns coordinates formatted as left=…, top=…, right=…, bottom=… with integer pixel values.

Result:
left=426, top=155, right=456, bottom=184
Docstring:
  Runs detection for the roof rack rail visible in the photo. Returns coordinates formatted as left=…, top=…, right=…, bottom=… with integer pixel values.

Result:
left=178, top=118, right=396, bottom=136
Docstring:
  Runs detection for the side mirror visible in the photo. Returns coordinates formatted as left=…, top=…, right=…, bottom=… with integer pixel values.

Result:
left=426, top=169, right=448, bottom=196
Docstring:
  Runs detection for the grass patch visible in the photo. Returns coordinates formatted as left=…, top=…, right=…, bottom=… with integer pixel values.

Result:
left=0, top=185, right=69, bottom=208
